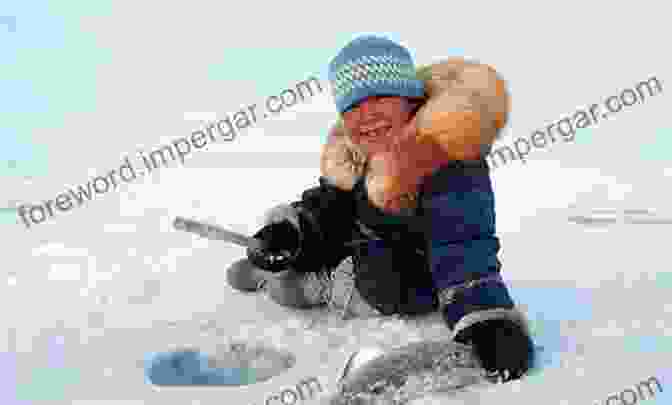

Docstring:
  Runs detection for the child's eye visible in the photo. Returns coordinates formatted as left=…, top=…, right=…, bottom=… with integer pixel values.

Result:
left=377, top=96, right=398, bottom=103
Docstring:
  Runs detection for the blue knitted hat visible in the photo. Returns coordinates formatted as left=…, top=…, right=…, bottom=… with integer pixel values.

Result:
left=328, top=35, right=425, bottom=114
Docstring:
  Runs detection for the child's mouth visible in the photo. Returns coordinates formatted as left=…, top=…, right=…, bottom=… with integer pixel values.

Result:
left=358, top=122, right=392, bottom=140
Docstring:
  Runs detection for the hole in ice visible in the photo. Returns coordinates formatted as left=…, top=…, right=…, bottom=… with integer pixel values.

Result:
left=144, top=341, right=296, bottom=386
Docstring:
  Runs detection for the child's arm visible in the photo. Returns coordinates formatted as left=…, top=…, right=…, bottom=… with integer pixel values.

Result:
left=248, top=176, right=357, bottom=274
left=248, top=124, right=367, bottom=272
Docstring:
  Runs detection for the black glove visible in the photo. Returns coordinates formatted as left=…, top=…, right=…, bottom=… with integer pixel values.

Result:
left=454, top=318, right=534, bottom=382
left=247, top=220, right=301, bottom=272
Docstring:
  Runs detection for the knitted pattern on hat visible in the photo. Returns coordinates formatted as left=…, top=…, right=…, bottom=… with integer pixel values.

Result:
left=329, top=36, right=425, bottom=113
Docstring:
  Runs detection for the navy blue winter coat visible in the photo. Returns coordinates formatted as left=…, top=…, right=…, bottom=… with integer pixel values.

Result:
left=271, top=158, right=521, bottom=334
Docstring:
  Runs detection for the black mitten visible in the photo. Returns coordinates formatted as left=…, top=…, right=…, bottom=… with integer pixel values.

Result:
left=454, top=318, right=534, bottom=382
left=247, top=220, right=301, bottom=272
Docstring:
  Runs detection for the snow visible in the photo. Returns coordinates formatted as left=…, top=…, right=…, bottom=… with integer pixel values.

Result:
left=2, top=159, right=672, bottom=405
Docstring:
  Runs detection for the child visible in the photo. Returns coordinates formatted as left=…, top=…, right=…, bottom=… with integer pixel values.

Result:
left=226, top=35, right=534, bottom=381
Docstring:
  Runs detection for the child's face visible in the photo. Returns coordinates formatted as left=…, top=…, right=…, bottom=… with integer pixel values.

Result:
left=342, top=96, right=413, bottom=156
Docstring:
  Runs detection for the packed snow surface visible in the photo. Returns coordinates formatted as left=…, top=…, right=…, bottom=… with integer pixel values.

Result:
left=3, top=165, right=672, bottom=404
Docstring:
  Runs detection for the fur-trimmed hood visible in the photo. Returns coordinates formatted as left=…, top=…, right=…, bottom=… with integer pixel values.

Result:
left=319, top=57, right=510, bottom=207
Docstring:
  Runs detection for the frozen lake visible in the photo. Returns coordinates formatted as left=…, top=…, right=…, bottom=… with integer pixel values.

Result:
left=2, top=164, right=671, bottom=404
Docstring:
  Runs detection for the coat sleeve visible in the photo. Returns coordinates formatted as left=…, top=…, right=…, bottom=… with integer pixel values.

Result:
left=418, top=160, right=531, bottom=341
left=258, top=177, right=357, bottom=273
left=415, top=59, right=532, bottom=342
